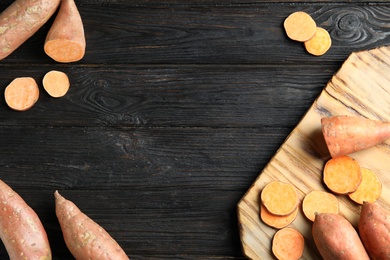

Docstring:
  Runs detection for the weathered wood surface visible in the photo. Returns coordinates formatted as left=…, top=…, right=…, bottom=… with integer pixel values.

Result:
left=0, top=0, right=390, bottom=259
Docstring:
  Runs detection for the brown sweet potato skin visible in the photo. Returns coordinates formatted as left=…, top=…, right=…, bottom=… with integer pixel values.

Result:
left=0, top=179, right=51, bottom=260
left=312, top=213, right=369, bottom=260
left=0, top=0, right=61, bottom=60
left=358, top=202, right=390, bottom=260
left=55, top=191, right=129, bottom=260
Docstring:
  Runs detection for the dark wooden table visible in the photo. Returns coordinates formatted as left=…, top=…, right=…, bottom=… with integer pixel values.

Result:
left=0, top=0, right=389, bottom=259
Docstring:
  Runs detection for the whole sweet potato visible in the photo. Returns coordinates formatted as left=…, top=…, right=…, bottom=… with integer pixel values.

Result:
left=0, top=180, right=51, bottom=260
left=55, top=191, right=129, bottom=260
left=358, top=202, right=390, bottom=259
left=312, top=213, right=369, bottom=260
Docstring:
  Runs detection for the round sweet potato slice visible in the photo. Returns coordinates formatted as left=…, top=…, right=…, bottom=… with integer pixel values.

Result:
left=261, top=181, right=298, bottom=216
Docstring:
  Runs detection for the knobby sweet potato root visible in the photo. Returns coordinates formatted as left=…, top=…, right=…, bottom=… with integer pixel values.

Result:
left=272, top=227, right=304, bottom=260
left=321, top=115, right=390, bottom=158
left=4, top=77, right=39, bottom=111
left=313, top=213, right=369, bottom=260
left=55, top=191, right=129, bottom=260
left=0, top=0, right=61, bottom=60
left=44, top=0, right=86, bottom=63
left=0, top=180, right=51, bottom=260
left=358, top=202, right=390, bottom=260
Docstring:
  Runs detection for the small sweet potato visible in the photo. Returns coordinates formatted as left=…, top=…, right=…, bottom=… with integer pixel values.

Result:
left=312, top=213, right=369, bottom=260
left=55, top=191, right=129, bottom=260
left=0, top=180, right=51, bottom=260
left=358, top=202, right=390, bottom=259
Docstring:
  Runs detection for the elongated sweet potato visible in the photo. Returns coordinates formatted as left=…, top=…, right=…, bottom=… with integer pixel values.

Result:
left=321, top=115, right=390, bottom=157
left=0, top=180, right=51, bottom=260
left=312, top=213, right=369, bottom=260
left=358, top=202, right=390, bottom=260
left=55, top=191, right=129, bottom=260
left=44, top=0, right=86, bottom=62
left=0, top=0, right=61, bottom=60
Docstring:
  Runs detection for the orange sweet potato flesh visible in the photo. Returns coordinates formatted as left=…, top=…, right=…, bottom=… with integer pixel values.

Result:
left=321, top=115, right=390, bottom=158
left=302, top=190, right=339, bottom=222
left=55, top=191, right=129, bottom=260
left=0, top=179, right=51, bottom=260
left=348, top=168, right=382, bottom=204
left=261, top=181, right=298, bottom=216
left=0, top=0, right=61, bottom=60
left=323, top=155, right=362, bottom=194
left=4, top=77, right=40, bottom=111
left=43, top=70, right=70, bottom=98
left=272, top=227, right=304, bottom=260
left=313, top=213, right=369, bottom=260
left=44, top=0, right=86, bottom=63
left=358, top=202, right=390, bottom=260
left=260, top=203, right=298, bottom=229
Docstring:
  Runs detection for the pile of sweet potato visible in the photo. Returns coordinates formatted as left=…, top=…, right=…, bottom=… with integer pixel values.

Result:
left=260, top=115, right=390, bottom=260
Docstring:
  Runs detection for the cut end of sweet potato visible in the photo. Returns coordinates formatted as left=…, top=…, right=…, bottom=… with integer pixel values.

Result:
left=304, top=27, right=331, bottom=56
left=349, top=168, right=382, bottom=204
left=302, top=190, right=339, bottom=222
left=261, top=181, right=298, bottom=216
left=4, top=77, right=39, bottom=111
left=43, top=70, right=70, bottom=98
left=260, top=203, right=298, bottom=229
left=284, top=11, right=317, bottom=42
left=272, top=227, right=305, bottom=260
left=44, top=39, right=85, bottom=63
left=323, top=155, right=362, bottom=194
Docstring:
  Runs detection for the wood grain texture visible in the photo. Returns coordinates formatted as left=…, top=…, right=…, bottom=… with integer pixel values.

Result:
left=0, top=3, right=390, bottom=65
left=238, top=45, right=390, bottom=259
left=0, top=0, right=389, bottom=258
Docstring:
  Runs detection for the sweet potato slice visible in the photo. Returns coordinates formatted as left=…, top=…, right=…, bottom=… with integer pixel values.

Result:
left=260, top=203, right=298, bottom=229
left=4, top=77, right=39, bottom=111
left=44, top=0, right=86, bottom=63
left=349, top=168, right=382, bottom=204
left=272, top=227, right=304, bottom=260
left=43, top=70, right=70, bottom=98
left=284, top=11, right=317, bottom=42
left=261, top=181, right=298, bottom=216
left=323, top=155, right=362, bottom=194
left=302, top=190, right=339, bottom=222
left=304, top=27, right=331, bottom=56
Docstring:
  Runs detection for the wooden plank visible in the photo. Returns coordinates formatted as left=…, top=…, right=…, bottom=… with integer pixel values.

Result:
left=0, top=126, right=284, bottom=258
left=238, top=45, right=390, bottom=259
left=0, top=65, right=329, bottom=127
left=0, top=3, right=389, bottom=64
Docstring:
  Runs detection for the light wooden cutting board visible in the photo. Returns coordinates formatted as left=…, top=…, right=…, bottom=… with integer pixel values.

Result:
left=237, top=46, right=390, bottom=259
